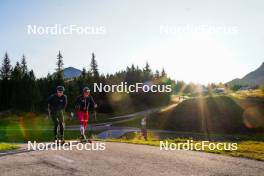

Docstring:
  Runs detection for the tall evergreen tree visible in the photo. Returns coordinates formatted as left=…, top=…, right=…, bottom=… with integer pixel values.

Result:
left=161, top=68, right=167, bottom=77
left=90, top=53, right=99, bottom=80
left=56, top=51, right=64, bottom=72
left=143, top=62, right=152, bottom=81
left=0, top=53, right=12, bottom=109
left=131, top=64, right=136, bottom=72
left=21, top=54, right=28, bottom=76
left=28, top=69, right=35, bottom=80
left=0, top=52, right=12, bottom=80
left=10, top=62, right=22, bottom=109
left=154, top=70, right=160, bottom=79
left=81, top=67, right=86, bottom=78
left=55, top=51, right=64, bottom=83
left=144, top=62, right=151, bottom=72
left=11, top=62, right=22, bottom=80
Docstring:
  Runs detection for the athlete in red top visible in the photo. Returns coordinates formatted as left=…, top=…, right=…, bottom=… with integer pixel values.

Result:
left=75, top=87, right=97, bottom=142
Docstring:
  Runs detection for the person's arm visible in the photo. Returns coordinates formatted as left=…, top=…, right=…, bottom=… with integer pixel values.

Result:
left=64, top=95, right=68, bottom=110
left=75, top=96, right=80, bottom=111
left=90, top=96, right=97, bottom=109
left=47, top=95, right=52, bottom=118
left=90, top=95, right=97, bottom=120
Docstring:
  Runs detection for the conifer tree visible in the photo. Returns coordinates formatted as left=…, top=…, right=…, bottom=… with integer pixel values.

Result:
left=0, top=52, right=12, bottom=80
left=90, top=53, right=99, bottom=79
left=55, top=51, right=64, bottom=83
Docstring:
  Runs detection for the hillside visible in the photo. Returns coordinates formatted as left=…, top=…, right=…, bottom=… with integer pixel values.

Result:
left=228, top=62, right=264, bottom=86
left=117, top=96, right=264, bottom=134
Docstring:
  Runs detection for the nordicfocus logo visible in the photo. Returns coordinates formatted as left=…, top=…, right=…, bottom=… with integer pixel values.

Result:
left=27, top=24, right=106, bottom=35
left=28, top=141, right=106, bottom=151
left=160, top=140, right=238, bottom=151
left=93, top=82, right=172, bottom=93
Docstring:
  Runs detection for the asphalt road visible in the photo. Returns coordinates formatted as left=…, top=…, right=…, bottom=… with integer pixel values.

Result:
left=0, top=142, right=263, bottom=176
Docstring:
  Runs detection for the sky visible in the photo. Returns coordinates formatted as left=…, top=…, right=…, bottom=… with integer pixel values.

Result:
left=0, top=0, right=264, bottom=84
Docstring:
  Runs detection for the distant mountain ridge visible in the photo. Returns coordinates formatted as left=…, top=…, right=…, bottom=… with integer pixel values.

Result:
left=63, top=67, right=82, bottom=79
left=227, top=62, right=264, bottom=86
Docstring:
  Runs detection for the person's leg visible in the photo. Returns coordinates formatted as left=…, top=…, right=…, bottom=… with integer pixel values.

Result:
left=82, top=121, right=86, bottom=140
left=83, top=112, right=91, bottom=142
left=57, top=111, right=65, bottom=140
left=143, top=128, right=147, bottom=140
left=83, top=121, right=87, bottom=130
left=83, top=112, right=88, bottom=130
left=80, top=123, right=85, bottom=137
left=51, top=113, right=59, bottom=141
left=77, top=111, right=85, bottom=138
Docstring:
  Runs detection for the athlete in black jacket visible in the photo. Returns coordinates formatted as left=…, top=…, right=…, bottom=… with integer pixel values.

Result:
left=47, top=86, right=67, bottom=143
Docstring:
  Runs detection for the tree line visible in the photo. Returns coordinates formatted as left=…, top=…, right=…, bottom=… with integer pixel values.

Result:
left=0, top=51, right=175, bottom=113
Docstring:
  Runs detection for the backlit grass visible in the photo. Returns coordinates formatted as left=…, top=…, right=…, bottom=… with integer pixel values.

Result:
left=0, top=112, right=98, bottom=142
left=0, top=143, right=19, bottom=151
left=104, top=132, right=264, bottom=161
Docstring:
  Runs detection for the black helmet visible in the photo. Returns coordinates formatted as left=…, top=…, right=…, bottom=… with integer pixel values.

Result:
left=83, top=87, right=90, bottom=93
left=56, top=86, right=65, bottom=92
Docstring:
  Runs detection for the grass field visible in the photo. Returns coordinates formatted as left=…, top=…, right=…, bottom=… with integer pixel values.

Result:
left=231, top=89, right=264, bottom=99
left=104, top=133, right=264, bottom=161
left=0, top=143, right=19, bottom=151
left=0, top=112, right=100, bottom=142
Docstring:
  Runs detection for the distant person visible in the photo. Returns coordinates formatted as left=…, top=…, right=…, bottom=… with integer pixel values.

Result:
left=47, top=86, right=67, bottom=144
left=75, top=87, right=97, bottom=143
left=141, top=117, right=147, bottom=140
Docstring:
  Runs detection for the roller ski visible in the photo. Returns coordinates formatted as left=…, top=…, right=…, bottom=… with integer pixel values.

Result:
left=79, top=134, right=92, bottom=143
